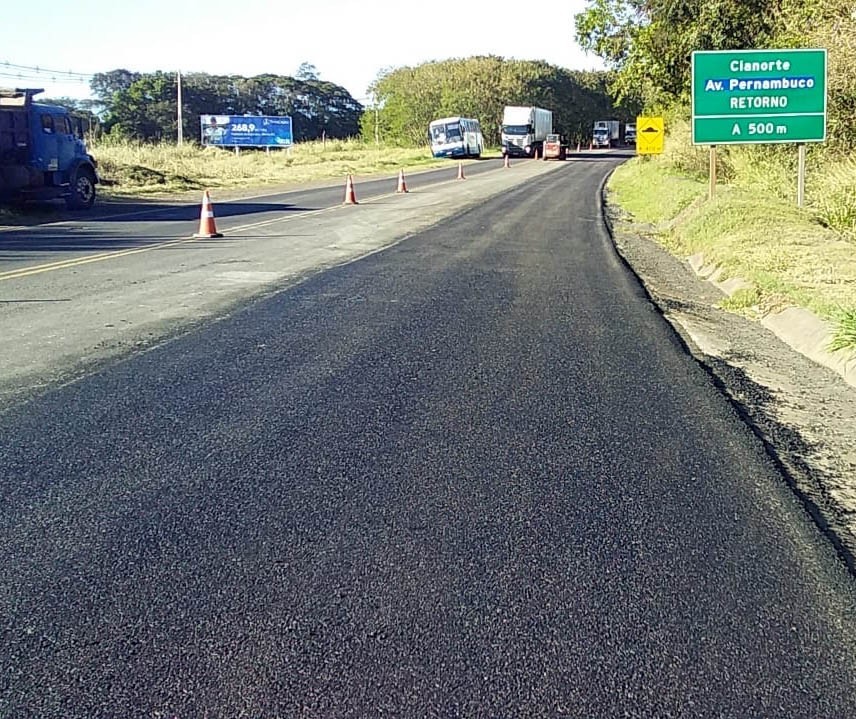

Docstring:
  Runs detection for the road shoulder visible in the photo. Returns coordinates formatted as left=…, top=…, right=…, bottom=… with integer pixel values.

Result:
left=604, top=194, right=856, bottom=570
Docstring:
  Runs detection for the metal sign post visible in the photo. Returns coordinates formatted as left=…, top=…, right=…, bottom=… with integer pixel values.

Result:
left=176, top=70, right=183, bottom=146
left=797, top=143, right=807, bottom=208
left=709, top=146, right=717, bottom=200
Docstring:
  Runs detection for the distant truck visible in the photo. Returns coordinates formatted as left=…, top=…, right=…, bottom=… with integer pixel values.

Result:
left=592, top=120, right=622, bottom=149
left=542, top=133, right=567, bottom=160
left=501, top=106, right=552, bottom=158
left=0, top=87, right=99, bottom=208
left=624, top=122, right=637, bottom=146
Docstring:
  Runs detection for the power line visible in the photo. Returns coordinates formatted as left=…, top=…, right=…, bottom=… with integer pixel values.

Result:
left=0, top=71, right=91, bottom=85
left=0, top=61, right=93, bottom=93
left=0, top=61, right=94, bottom=83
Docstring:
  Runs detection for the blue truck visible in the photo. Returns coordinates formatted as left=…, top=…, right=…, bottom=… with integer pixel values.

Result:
left=0, top=87, right=99, bottom=209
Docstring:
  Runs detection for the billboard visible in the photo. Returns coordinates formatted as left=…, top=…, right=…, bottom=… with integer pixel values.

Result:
left=200, top=115, right=293, bottom=147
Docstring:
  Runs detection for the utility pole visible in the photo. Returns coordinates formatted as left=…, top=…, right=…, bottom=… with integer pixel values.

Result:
left=176, top=70, right=184, bottom=146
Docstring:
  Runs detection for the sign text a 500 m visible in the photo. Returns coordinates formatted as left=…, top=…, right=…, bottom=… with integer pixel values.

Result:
left=691, top=49, right=827, bottom=145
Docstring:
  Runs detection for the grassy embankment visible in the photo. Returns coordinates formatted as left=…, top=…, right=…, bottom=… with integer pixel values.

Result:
left=91, top=138, right=495, bottom=197
left=608, top=117, right=856, bottom=351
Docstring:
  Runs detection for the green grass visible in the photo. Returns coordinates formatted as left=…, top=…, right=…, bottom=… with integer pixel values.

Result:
left=830, top=309, right=856, bottom=352
left=718, top=287, right=762, bottom=314
left=810, top=156, right=856, bottom=239
left=91, top=138, right=496, bottom=197
left=609, top=152, right=856, bottom=351
left=607, top=158, right=706, bottom=226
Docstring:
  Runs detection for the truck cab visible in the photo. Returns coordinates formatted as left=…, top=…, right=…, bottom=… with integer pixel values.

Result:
left=624, top=123, right=637, bottom=146
left=592, top=120, right=621, bottom=149
left=501, top=106, right=553, bottom=158
left=0, top=87, right=99, bottom=208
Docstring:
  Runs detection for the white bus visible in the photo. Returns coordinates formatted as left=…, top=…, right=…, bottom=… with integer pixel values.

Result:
left=428, top=117, right=484, bottom=159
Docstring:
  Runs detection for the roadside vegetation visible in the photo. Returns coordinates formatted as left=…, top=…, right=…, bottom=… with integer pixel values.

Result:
left=608, top=128, right=856, bottom=349
left=577, top=0, right=856, bottom=350
left=364, top=56, right=634, bottom=147
left=59, top=57, right=628, bottom=150
left=53, top=55, right=626, bottom=198
left=91, top=138, right=482, bottom=196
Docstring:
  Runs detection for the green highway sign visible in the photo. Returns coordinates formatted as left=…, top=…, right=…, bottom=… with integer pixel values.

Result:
left=692, top=49, right=827, bottom=145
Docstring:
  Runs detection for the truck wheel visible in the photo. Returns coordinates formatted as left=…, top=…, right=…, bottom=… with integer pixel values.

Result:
left=67, top=167, right=96, bottom=209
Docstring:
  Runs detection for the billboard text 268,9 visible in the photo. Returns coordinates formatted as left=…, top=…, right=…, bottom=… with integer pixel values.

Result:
left=200, top=115, right=293, bottom=148
left=691, top=49, right=826, bottom=145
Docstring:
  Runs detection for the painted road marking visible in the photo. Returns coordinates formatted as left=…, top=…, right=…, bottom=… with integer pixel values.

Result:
left=0, top=162, right=516, bottom=282
left=0, top=167, right=452, bottom=233
left=0, top=186, right=337, bottom=233
left=0, top=191, right=397, bottom=282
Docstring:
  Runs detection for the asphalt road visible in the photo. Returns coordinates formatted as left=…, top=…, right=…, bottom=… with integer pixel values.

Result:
left=0, top=157, right=565, bottom=408
left=2, top=154, right=856, bottom=718
left=0, top=158, right=508, bottom=248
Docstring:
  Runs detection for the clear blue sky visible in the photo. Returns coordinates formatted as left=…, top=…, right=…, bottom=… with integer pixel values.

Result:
left=1, top=0, right=603, bottom=102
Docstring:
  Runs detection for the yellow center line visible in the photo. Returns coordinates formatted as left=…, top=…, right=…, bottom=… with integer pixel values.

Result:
left=0, top=197, right=381, bottom=282
left=0, top=236, right=206, bottom=280
left=0, top=176, right=465, bottom=283
left=0, top=183, right=338, bottom=233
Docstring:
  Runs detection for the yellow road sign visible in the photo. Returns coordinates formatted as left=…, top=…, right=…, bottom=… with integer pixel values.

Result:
left=636, top=116, right=664, bottom=155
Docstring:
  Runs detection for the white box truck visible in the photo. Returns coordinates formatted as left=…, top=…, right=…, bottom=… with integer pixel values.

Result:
left=592, top=120, right=621, bottom=149
left=501, top=106, right=552, bottom=158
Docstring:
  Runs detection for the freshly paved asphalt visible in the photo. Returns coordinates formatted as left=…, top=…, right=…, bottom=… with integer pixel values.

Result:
left=2, top=155, right=856, bottom=718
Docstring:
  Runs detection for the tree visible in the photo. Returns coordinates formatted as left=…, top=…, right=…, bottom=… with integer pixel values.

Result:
left=774, top=0, right=856, bottom=147
left=295, top=62, right=320, bottom=81
left=90, top=69, right=141, bottom=105
left=574, top=0, right=782, bottom=105
left=106, top=72, right=177, bottom=140
left=365, top=56, right=628, bottom=147
left=95, top=69, right=363, bottom=142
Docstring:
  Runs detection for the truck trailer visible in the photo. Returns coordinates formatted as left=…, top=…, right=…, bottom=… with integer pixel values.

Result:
left=501, top=106, right=552, bottom=158
left=0, top=87, right=99, bottom=208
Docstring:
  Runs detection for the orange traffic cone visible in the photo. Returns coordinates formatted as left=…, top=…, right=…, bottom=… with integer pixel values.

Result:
left=343, top=174, right=358, bottom=204
left=193, top=190, right=223, bottom=238
left=576, top=142, right=581, bottom=153
left=589, top=140, right=593, bottom=150
left=457, top=162, right=466, bottom=180
left=396, top=169, right=408, bottom=193
left=533, top=148, right=539, bottom=160
left=503, top=154, right=510, bottom=168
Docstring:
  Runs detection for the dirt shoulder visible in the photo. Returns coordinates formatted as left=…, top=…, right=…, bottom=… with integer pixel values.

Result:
left=605, top=196, right=856, bottom=571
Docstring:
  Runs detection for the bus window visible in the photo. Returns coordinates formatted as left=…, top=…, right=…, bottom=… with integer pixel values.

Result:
left=431, top=123, right=461, bottom=142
